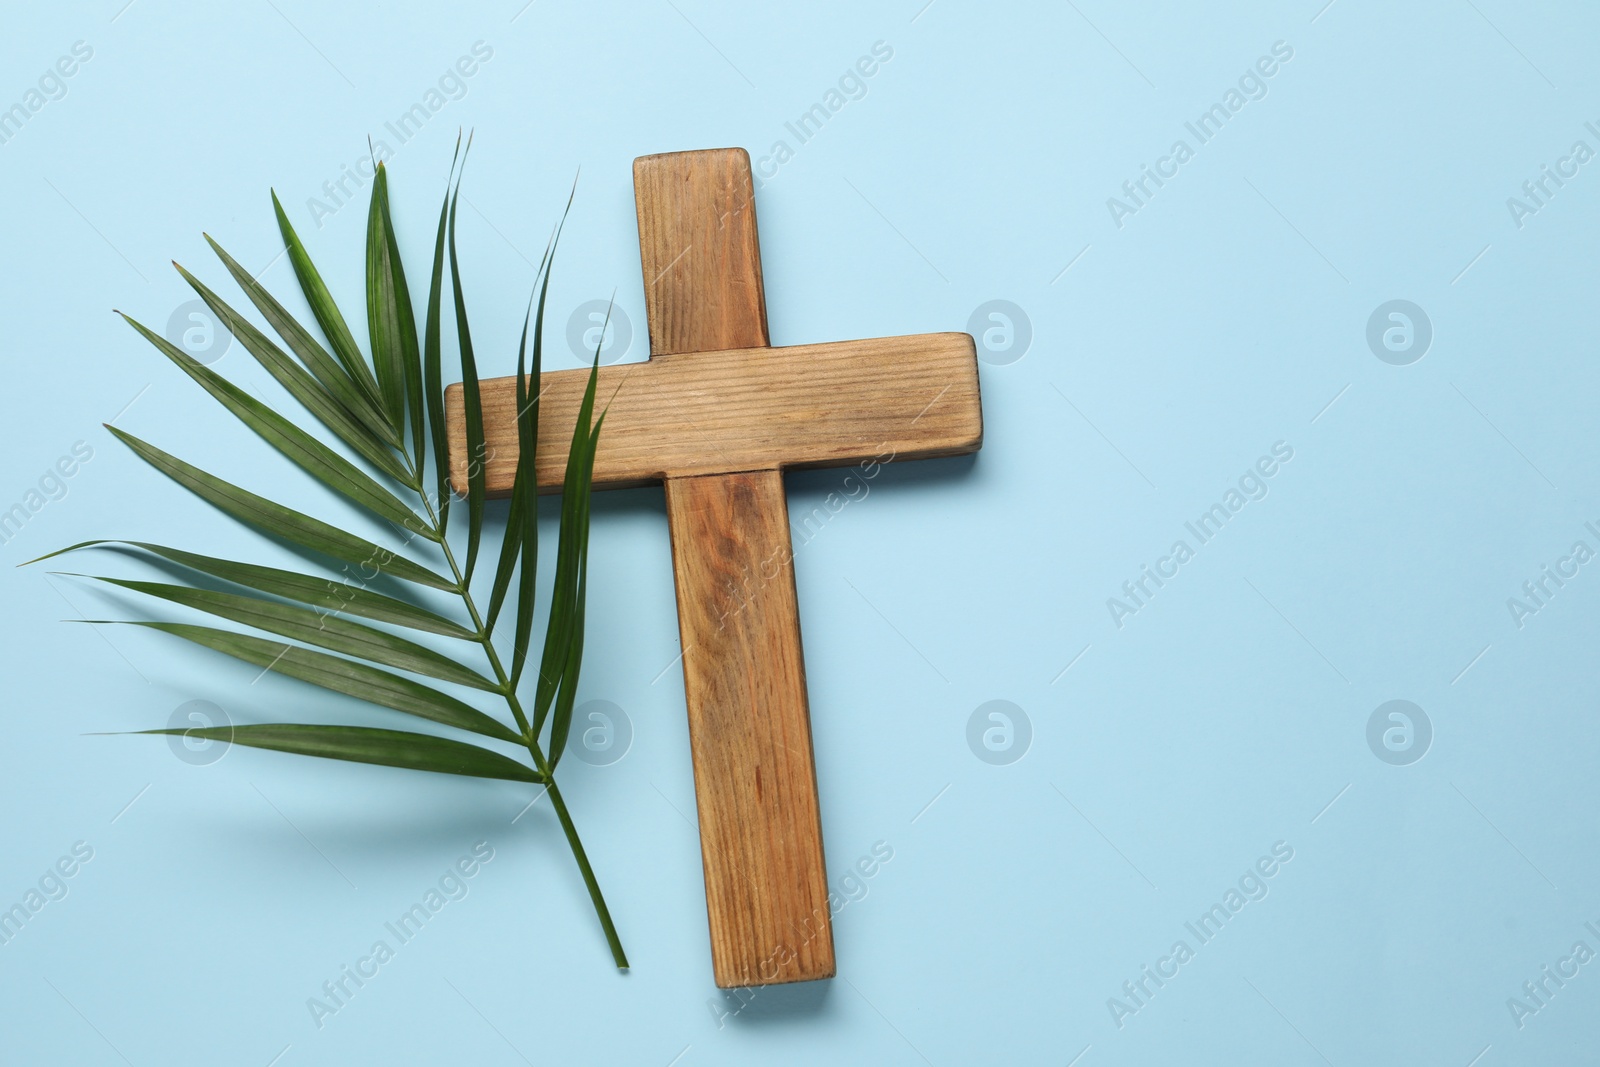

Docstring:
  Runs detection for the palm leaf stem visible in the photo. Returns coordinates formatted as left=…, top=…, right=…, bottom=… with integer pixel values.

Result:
left=414, top=485, right=627, bottom=969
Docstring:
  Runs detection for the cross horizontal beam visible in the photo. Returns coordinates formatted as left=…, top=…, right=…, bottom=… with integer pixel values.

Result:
left=444, top=332, right=981, bottom=495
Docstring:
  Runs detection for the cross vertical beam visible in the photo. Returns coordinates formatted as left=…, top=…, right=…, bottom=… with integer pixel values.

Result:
left=636, top=149, right=833, bottom=987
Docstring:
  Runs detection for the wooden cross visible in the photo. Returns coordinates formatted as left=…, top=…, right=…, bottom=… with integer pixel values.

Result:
left=446, top=148, right=982, bottom=987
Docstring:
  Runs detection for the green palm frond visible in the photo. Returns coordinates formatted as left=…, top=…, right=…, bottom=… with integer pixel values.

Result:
left=30, top=141, right=624, bottom=969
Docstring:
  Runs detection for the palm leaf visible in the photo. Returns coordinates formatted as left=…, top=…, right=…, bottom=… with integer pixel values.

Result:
left=134, top=723, right=542, bottom=783
left=271, top=190, right=386, bottom=408
left=547, top=306, right=610, bottom=759
left=118, top=313, right=425, bottom=533
left=509, top=290, right=540, bottom=690
left=422, top=139, right=463, bottom=524
left=366, top=162, right=424, bottom=463
left=548, top=411, right=602, bottom=766
left=99, top=621, right=518, bottom=742
left=484, top=476, right=523, bottom=637
left=534, top=360, right=601, bottom=736
left=509, top=190, right=577, bottom=685
left=37, top=151, right=626, bottom=969
left=74, top=574, right=496, bottom=692
left=106, top=426, right=452, bottom=588
left=203, top=237, right=399, bottom=452
left=177, top=263, right=413, bottom=485
left=30, top=540, right=475, bottom=639
left=448, top=166, right=488, bottom=580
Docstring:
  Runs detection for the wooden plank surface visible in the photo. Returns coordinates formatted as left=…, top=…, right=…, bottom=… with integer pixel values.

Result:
left=443, top=332, right=982, bottom=495
left=665, top=469, right=833, bottom=987
left=633, top=148, right=769, bottom=354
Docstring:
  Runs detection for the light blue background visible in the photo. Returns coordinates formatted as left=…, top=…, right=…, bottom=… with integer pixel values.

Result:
left=2, top=1, right=1597, bottom=1064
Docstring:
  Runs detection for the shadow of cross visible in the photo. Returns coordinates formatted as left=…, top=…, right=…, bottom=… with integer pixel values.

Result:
left=445, top=148, right=983, bottom=988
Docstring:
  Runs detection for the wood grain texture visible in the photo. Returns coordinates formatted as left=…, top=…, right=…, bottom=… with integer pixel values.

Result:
left=665, top=469, right=833, bottom=987
left=442, top=333, right=982, bottom=495
left=633, top=148, right=769, bottom=354
left=639, top=149, right=830, bottom=987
